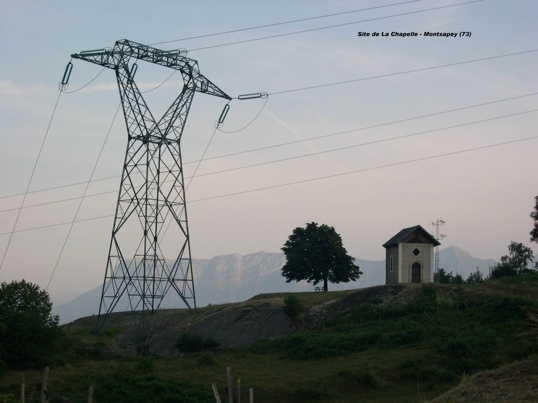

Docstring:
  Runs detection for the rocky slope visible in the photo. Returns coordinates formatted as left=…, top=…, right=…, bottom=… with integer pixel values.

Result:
left=64, top=284, right=418, bottom=358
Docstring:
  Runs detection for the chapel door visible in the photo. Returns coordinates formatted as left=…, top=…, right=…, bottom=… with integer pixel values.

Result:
left=411, top=262, right=421, bottom=283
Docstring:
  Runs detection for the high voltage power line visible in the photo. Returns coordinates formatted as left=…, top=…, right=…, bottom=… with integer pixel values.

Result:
left=1, top=135, right=535, bottom=237
left=268, top=49, right=538, bottom=96
left=210, top=92, right=538, bottom=160
left=55, top=0, right=445, bottom=96
left=0, top=91, right=64, bottom=270
left=189, top=136, right=538, bottom=203
left=191, top=109, right=538, bottom=179
left=149, top=0, right=420, bottom=46
left=1, top=92, right=537, bottom=211
left=2, top=58, right=536, bottom=203
left=182, top=0, right=484, bottom=52
left=1, top=108, right=536, bottom=215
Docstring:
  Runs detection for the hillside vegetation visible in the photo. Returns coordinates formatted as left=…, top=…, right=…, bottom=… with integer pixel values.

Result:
left=1, top=276, right=538, bottom=402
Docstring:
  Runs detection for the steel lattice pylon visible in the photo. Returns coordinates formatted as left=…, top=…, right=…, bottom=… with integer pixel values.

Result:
left=71, top=40, right=231, bottom=334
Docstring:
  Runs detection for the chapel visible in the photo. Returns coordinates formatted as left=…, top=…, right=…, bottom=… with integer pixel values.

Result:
left=383, top=225, right=440, bottom=284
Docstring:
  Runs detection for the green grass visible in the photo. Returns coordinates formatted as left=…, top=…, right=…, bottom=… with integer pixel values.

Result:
left=2, top=279, right=538, bottom=402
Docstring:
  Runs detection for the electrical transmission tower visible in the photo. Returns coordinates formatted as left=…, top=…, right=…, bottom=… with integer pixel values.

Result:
left=431, top=219, right=446, bottom=281
left=70, top=40, right=231, bottom=334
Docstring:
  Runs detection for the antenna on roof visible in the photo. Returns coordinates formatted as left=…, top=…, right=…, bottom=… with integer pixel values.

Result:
left=432, top=219, right=446, bottom=282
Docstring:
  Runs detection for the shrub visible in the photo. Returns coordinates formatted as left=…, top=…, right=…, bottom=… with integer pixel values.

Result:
left=176, top=332, right=219, bottom=352
left=283, top=294, right=303, bottom=317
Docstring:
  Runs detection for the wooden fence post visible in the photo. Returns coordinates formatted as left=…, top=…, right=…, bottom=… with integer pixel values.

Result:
left=87, top=385, right=93, bottom=403
left=40, top=366, right=49, bottom=403
left=249, top=388, right=253, bottom=403
left=21, top=375, right=25, bottom=403
left=227, top=367, right=233, bottom=403
left=211, top=383, right=222, bottom=403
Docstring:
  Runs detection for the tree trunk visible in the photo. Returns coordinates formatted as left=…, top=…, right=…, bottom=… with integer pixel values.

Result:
left=324, top=278, right=328, bottom=292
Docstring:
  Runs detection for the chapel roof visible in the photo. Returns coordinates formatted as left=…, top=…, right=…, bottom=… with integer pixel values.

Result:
left=382, top=225, right=440, bottom=248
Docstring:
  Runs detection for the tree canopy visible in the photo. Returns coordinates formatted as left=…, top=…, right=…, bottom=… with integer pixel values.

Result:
left=281, top=222, right=362, bottom=291
left=490, top=241, right=535, bottom=278
left=531, top=193, right=538, bottom=243
left=434, top=268, right=464, bottom=284
left=0, top=279, right=61, bottom=368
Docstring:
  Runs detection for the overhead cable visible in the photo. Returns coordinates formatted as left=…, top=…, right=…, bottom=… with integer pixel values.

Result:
left=189, top=136, right=538, bottom=203
left=149, top=0, right=419, bottom=46
left=2, top=135, right=536, bottom=236
left=186, top=0, right=484, bottom=52
left=1, top=108, right=536, bottom=217
left=0, top=91, right=63, bottom=271
left=45, top=104, right=121, bottom=291
left=1, top=91, right=537, bottom=207
left=269, top=49, right=538, bottom=96
left=190, top=109, right=538, bottom=179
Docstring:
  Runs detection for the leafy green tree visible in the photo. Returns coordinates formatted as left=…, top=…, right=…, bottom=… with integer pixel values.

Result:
left=434, top=268, right=464, bottom=284
left=281, top=222, right=361, bottom=292
left=452, top=273, right=465, bottom=284
left=434, top=268, right=450, bottom=283
left=0, top=280, right=60, bottom=368
left=466, top=268, right=485, bottom=284
left=531, top=194, right=538, bottom=271
left=531, top=193, right=538, bottom=243
left=490, top=241, right=535, bottom=278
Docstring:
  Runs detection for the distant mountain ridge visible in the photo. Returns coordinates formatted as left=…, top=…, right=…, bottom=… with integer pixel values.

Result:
left=52, top=246, right=496, bottom=324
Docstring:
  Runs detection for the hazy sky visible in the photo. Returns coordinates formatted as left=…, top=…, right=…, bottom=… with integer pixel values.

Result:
left=1, top=0, right=537, bottom=303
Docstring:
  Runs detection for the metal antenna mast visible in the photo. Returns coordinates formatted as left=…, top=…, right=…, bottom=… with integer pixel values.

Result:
left=431, top=219, right=446, bottom=281
left=70, top=40, right=231, bottom=333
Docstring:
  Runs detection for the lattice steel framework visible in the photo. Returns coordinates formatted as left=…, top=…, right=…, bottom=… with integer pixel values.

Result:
left=71, top=40, right=231, bottom=333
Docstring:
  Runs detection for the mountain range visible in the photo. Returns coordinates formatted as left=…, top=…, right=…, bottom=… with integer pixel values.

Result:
left=52, top=246, right=496, bottom=324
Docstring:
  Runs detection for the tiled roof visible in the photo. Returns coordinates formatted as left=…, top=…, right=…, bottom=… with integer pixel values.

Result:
left=383, top=225, right=440, bottom=248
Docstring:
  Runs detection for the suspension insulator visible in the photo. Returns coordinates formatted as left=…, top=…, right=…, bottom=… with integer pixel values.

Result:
left=237, top=92, right=268, bottom=100
left=218, top=103, right=231, bottom=125
left=61, top=62, right=73, bottom=86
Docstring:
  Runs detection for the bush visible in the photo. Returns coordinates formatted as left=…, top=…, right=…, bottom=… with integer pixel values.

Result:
left=490, top=262, right=517, bottom=278
left=283, top=295, right=303, bottom=317
left=176, top=332, right=219, bottom=352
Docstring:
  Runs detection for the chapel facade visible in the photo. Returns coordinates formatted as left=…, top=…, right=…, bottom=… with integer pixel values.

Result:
left=383, top=225, right=440, bottom=284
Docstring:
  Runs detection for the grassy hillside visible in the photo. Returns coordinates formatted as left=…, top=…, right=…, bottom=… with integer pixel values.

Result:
left=1, top=276, right=538, bottom=402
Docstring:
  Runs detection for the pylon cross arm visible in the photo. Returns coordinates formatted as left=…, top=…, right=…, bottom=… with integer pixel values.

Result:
left=71, top=39, right=231, bottom=100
